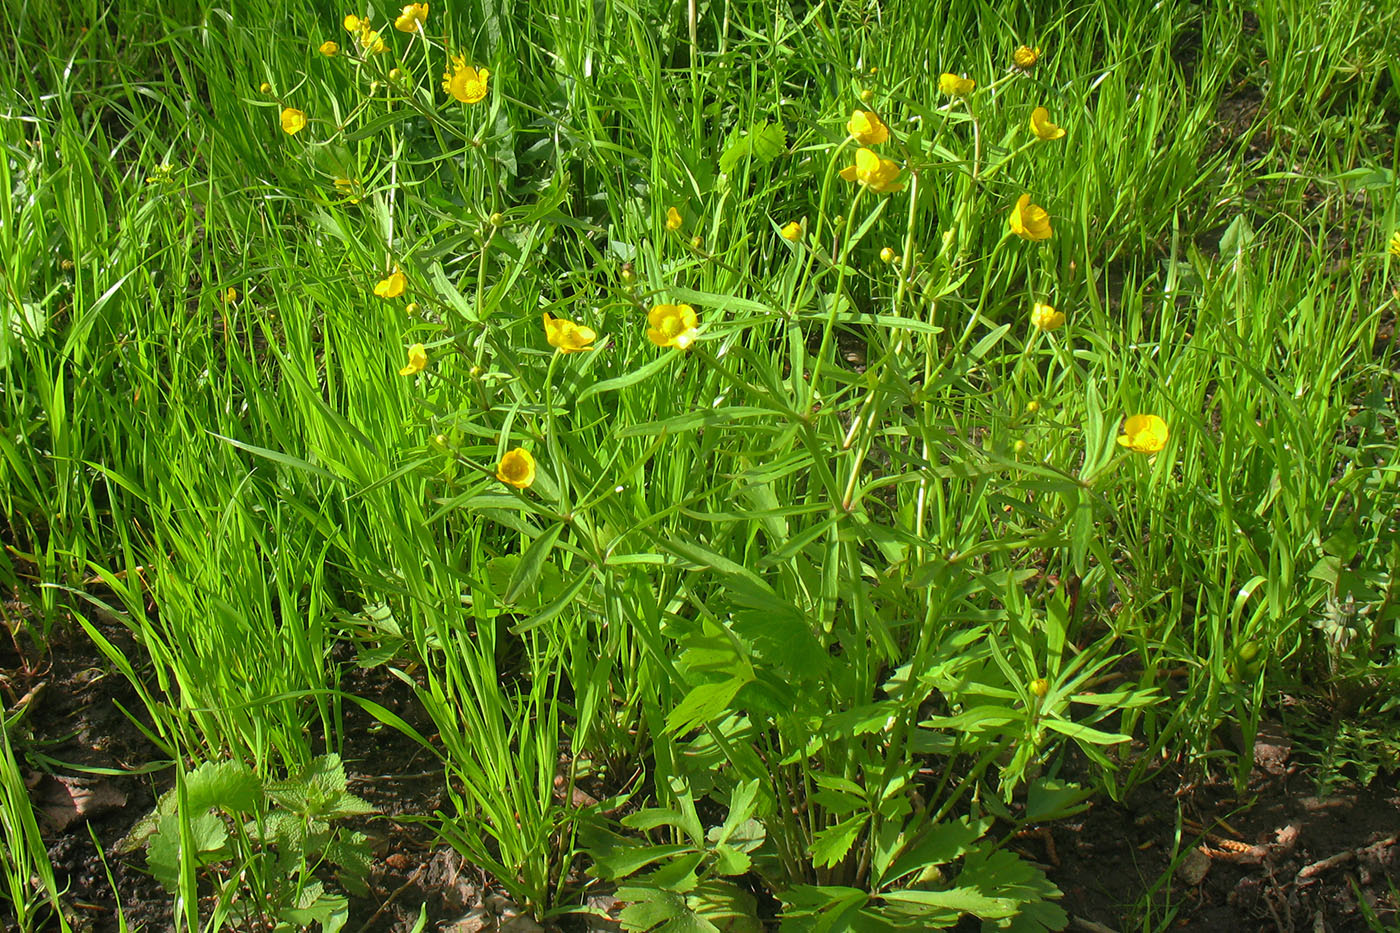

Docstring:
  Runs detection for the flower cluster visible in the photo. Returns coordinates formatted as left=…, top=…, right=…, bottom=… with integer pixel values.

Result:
left=840, top=109, right=903, bottom=194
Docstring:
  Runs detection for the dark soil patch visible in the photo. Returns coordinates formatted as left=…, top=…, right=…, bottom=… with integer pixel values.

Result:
left=7, top=614, right=1399, bottom=931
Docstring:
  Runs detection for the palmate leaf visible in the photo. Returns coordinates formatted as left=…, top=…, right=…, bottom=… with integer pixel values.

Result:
left=718, top=121, right=787, bottom=174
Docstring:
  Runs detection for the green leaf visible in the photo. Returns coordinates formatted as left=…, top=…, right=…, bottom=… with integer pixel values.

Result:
left=506, top=521, right=566, bottom=604
left=809, top=814, right=866, bottom=868
left=1041, top=718, right=1130, bottom=745
left=718, top=121, right=787, bottom=174
left=878, top=887, right=1018, bottom=919
left=709, top=844, right=751, bottom=876
left=592, top=843, right=695, bottom=881
left=665, top=676, right=749, bottom=736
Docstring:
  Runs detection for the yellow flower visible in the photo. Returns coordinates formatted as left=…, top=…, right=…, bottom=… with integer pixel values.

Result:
left=647, top=303, right=698, bottom=350
left=442, top=57, right=490, bottom=103
left=398, top=343, right=427, bottom=376
left=1389, top=231, right=1400, bottom=257
left=496, top=447, right=536, bottom=489
left=343, top=14, right=361, bottom=31
left=374, top=269, right=408, bottom=298
left=220, top=286, right=238, bottom=303
left=846, top=109, right=889, bottom=145
left=1029, top=106, right=1065, bottom=141
left=780, top=221, right=802, bottom=241
left=280, top=108, right=307, bottom=135
left=1029, top=677, right=1049, bottom=698
left=939, top=73, right=975, bottom=96
left=1117, top=414, right=1169, bottom=454
left=665, top=206, right=683, bottom=231
left=837, top=147, right=904, bottom=193
left=1009, top=194, right=1052, bottom=241
left=1014, top=46, right=1041, bottom=69
left=319, top=40, right=339, bottom=56
left=360, top=25, right=386, bottom=54
left=542, top=312, right=597, bottom=353
left=394, top=3, right=428, bottom=32
left=1030, top=302, right=1064, bottom=331
left=879, top=246, right=895, bottom=263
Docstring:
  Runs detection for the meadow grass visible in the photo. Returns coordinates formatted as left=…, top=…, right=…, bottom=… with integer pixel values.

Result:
left=1, top=0, right=1398, bottom=929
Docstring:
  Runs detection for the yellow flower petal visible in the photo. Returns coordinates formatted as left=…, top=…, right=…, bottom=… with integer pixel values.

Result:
left=1117, top=414, right=1169, bottom=454
left=542, top=312, right=597, bottom=353
left=442, top=57, right=490, bottom=102
left=374, top=269, right=408, bottom=298
left=1030, top=302, right=1064, bottom=331
left=939, top=73, right=975, bottom=96
left=646, top=303, right=698, bottom=350
left=1009, top=194, right=1052, bottom=241
left=398, top=342, right=427, bottom=376
left=846, top=109, right=889, bottom=145
left=394, top=2, right=428, bottom=32
left=1013, top=46, right=1041, bottom=69
left=780, top=221, right=802, bottom=241
left=319, top=40, right=339, bottom=56
left=496, top=447, right=536, bottom=489
left=1029, top=106, right=1066, bottom=141
left=280, top=108, right=307, bottom=135
left=665, top=206, right=683, bottom=231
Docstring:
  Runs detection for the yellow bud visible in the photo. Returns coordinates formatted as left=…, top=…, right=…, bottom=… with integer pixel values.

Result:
left=1030, top=678, right=1049, bottom=698
left=880, top=247, right=895, bottom=263
left=1025, top=400, right=1041, bottom=414
left=434, top=433, right=449, bottom=448
left=405, top=302, right=419, bottom=315
left=489, top=212, right=505, bottom=227
left=388, top=68, right=403, bottom=81
left=259, top=81, right=272, bottom=94
left=621, top=262, right=635, bottom=282
left=1013, top=439, right=1028, bottom=455
left=860, top=88, right=874, bottom=102
left=690, top=235, right=703, bottom=250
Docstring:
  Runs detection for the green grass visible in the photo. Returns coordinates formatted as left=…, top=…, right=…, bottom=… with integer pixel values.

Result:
left=1, top=0, right=1398, bottom=929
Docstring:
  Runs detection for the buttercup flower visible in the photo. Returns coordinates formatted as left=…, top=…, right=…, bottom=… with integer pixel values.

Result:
left=780, top=221, right=802, bottom=241
left=442, top=57, right=490, bottom=103
left=398, top=343, right=427, bottom=376
left=939, top=73, right=975, bottom=96
left=319, top=40, right=339, bottom=56
left=1030, top=302, right=1064, bottom=331
left=1014, top=46, right=1041, bottom=68
left=1117, top=414, right=1169, bottom=454
left=359, top=25, right=386, bottom=54
left=374, top=269, right=408, bottom=298
left=838, top=147, right=904, bottom=193
left=846, top=109, right=889, bottom=145
left=1029, top=106, right=1065, bottom=141
left=647, top=303, right=698, bottom=350
left=220, top=286, right=238, bottom=303
left=280, top=108, right=307, bottom=135
left=496, top=447, right=536, bottom=489
left=1009, top=194, right=1052, bottom=241
left=665, top=206, right=683, bottom=231
left=1389, top=231, right=1400, bottom=257
left=1029, top=677, right=1049, bottom=698
left=394, top=3, right=428, bottom=32
left=343, top=14, right=361, bottom=31
left=542, top=312, right=597, bottom=353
